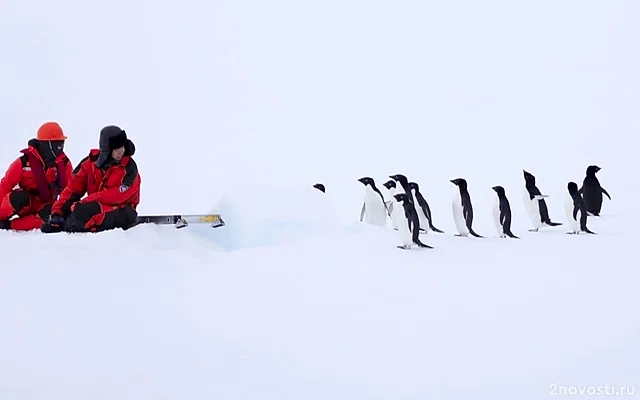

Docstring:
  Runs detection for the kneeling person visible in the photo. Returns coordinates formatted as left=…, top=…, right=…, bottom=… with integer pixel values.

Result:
left=0, top=122, right=72, bottom=231
left=42, top=125, right=141, bottom=233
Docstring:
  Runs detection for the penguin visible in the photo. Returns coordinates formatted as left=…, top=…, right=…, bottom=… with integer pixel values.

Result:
left=357, top=177, right=389, bottom=227
left=450, top=178, right=483, bottom=237
left=522, top=170, right=562, bottom=231
left=578, top=165, right=611, bottom=216
left=565, top=181, right=596, bottom=234
left=408, top=181, right=445, bottom=233
left=491, top=186, right=519, bottom=239
left=390, top=174, right=420, bottom=232
left=313, top=183, right=325, bottom=193
left=382, top=179, right=397, bottom=212
left=382, top=179, right=398, bottom=229
left=391, top=193, right=433, bottom=249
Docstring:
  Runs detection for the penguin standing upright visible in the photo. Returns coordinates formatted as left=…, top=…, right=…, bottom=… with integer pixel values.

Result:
left=382, top=179, right=398, bottom=229
left=522, top=170, right=562, bottom=232
left=408, top=181, right=444, bottom=233
left=579, top=165, right=611, bottom=216
left=391, top=193, right=433, bottom=249
left=390, top=174, right=420, bottom=231
left=450, top=178, right=483, bottom=237
left=491, top=186, right=519, bottom=239
left=357, top=177, right=388, bottom=227
left=566, top=181, right=596, bottom=234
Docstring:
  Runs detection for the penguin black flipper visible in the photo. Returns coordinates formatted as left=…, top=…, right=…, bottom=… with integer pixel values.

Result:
left=499, top=203, right=519, bottom=239
left=407, top=202, right=433, bottom=249
left=463, top=201, right=483, bottom=238
left=416, top=191, right=444, bottom=233
left=602, top=187, right=611, bottom=200
left=413, top=191, right=444, bottom=233
left=359, top=202, right=366, bottom=222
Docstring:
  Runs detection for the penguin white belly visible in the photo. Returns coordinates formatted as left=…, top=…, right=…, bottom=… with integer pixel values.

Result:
left=386, top=188, right=399, bottom=229
left=523, top=189, right=542, bottom=229
left=363, top=187, right=387, bottom=227
left=565, top=193, right=580, bottom=233
left=492, top=197, right=504, bottom=237
left=391, top=201, right=413, bottom=248
left=452, top=193, right=469, bottom=236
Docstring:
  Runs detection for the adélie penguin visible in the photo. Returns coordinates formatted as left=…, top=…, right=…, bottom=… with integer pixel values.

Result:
left=391, top=193, right=433, bottom=249
left=313, top=183, right=325, bottom=193
left=408, top=181, right=444, bottom=233
left=450, top=178, right=483, bottom=238
left=382, top=179, right=398, bottom=229
left=357, top=177, right=388, bottom=227
left=566, top=181, right=596, bottom=234
left=522, top=170, right=562, bottom=231
left=491, top=185, right=519, bottom=239
left=578, top=165, right=611, bottom=216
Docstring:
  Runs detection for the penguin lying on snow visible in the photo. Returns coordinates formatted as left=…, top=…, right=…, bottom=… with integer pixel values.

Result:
left=313, top=183, right=325, bottom=193
left=566, top=181, right=596, bottom=234
left=391, top=193, right=433, bottom=250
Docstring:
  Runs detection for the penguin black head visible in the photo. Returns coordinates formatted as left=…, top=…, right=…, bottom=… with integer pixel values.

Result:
left=313, top=183, right=325, bottom=193
left=357, top=177, right=375, bottom=186
left=567, top=181, right=579, bottom=194
left=523, top=170, right=536, bottom=184
left=586, top=165, right=601, bottom=176
left=389, top=174, right=409, bottom=187
left=393, top=193, right=409, bottom=203
left=492, top=185, right=506, bottom=196
left=383, top=179, right=396, bottom=190
left=408, top=181, right=419, bottom=191
left=450, top=178, right=467, bottom=189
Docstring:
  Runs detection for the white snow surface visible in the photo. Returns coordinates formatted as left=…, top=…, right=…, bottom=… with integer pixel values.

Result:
left=1, top=0, right=639, bottom=399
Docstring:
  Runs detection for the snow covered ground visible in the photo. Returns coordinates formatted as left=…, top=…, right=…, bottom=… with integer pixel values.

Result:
left=1, top=0, right=639, bottom=399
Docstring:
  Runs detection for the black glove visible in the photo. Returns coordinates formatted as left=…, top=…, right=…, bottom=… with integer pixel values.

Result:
left=49, top=213, right=65, bottom=227
left=41, top=213, right=65, bottom=234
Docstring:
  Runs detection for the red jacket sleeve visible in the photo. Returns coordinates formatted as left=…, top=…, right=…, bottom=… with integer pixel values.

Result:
left=63, top=157, right=73, bottom=187
left=52, top=156, right=89, bottom=216
left=82, top=159, right=140, bottom=206
left=0, top=158, right=23, bottom=199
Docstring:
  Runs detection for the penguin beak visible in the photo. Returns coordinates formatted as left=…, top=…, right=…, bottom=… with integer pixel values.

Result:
left=450, top=179, right=456, bottom=184
left=491, top=186, right=498, bottom=191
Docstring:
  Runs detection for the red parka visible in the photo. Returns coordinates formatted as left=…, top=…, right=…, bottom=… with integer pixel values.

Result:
left=0, top=141, right=72, bottom=205
left=52, top=149, right=141, bottom=216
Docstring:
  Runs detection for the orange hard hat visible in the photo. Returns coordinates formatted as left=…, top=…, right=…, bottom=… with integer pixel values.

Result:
left=37, top=122, right=68, bottom=141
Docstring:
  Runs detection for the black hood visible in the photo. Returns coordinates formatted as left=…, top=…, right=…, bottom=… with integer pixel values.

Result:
left=28, top=138, right=64, bottom=167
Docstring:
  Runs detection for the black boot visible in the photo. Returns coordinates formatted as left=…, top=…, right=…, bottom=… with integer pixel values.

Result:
left=0, top=220, right=11, bottom=230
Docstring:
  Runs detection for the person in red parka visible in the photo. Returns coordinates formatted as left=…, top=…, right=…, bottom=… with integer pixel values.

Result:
left=0, top=122, right=73, bottom=231
left=41, top=125, right=141, bottom=233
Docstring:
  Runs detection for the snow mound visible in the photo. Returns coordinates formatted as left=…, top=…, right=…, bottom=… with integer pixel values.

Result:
left=195, top=183, right=343, bottom=250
